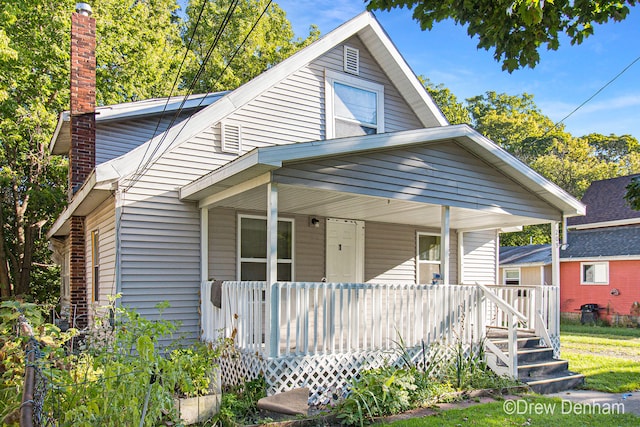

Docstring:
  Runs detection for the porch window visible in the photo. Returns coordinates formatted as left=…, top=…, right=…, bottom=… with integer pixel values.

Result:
left=503, top=268, right=521, bottom=286
left=325, top=70, right=384, bottom=138
left=581, top=262, right=608, bottom=285
left=238, top=215, right=293, bottom=281
left=417, top=232, right=441, bottom=284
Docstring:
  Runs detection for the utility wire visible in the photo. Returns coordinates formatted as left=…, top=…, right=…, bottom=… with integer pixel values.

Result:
left=126, top=0, right=240, bottom=189
left=126, top=0, right=274, bottom=191
left=545, top=54, right=640, bottom=137
left=131, top=0, right=210, bottom=181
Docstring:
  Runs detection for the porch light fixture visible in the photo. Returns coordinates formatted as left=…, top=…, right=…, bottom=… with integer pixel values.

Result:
left=310, top=217, right=320, bottom=228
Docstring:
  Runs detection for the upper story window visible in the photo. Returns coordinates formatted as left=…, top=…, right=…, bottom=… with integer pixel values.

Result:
left=325, top=70, right=384, bottom=139
left=581, top=262, right=608, bottom=285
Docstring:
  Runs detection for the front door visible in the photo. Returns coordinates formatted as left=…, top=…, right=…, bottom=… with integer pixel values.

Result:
left=325, top=218, right=364, bottom=283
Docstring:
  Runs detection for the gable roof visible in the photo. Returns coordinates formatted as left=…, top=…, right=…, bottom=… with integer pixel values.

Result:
left=180, top=124, right=586, bottom=222
left=48, top=11, right=450, bottom=237
left=96, top=12, right=448, bottom=186
left=500, top=245, right=551, bottom=266
left=561, top=225, right=640, bottom=258
left=568, top=174, right=640, bottom=229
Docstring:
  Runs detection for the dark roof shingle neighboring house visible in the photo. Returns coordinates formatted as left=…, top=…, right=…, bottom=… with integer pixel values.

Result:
left=500, top=244, right=552, bottom=266
left=568, top=174, right=640, bottom=227
left=560, top=225, right=640, bottom=258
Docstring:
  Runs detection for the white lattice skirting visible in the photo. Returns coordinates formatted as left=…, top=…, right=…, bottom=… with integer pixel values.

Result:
left=219, top=344, right=472, bottom=404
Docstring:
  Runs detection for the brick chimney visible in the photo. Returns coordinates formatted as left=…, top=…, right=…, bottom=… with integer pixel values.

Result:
left=69, top=2, right=96, bottom=328
left=69, top=2, right=96, bottom=197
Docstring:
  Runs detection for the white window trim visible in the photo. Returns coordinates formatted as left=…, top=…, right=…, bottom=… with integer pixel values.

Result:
left=237, top=214, right=295, bottom=281
left=416, top=232, right=441, bottom=283
left=503, top=267, right=521, bottom=286
left=580, top=261, right=609, bottom=285
left=325, top=69, right=384, bottom=139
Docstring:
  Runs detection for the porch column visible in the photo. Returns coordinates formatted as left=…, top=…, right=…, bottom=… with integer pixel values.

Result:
left=200, top=207, right=211, bottom=341
left=440, top=206, right=450, bottom=285
left=550, top=221, right=561, bottom=336
left=266, top=182, right=280, bottom=357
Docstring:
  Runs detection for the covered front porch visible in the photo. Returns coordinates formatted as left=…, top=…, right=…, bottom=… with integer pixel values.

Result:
left=181, top=126, right=584, bottom=398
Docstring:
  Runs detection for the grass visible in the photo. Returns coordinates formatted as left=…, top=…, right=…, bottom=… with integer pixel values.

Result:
left=383, top=396, right=640, bottom=426
left=559, top=322, right=640, bottom=393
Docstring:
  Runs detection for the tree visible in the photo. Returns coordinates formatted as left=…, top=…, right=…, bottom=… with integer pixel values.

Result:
left=466, top=91, right=558, bottom=164
left=0, top=0, right=185, bottom=301
left=419, top=76, right=470, bottom=125
left=366, top=0, right=637, bottom=72
left=183, top=0, right=319, bottom=93
left=625, top=177, right=640, bottom=210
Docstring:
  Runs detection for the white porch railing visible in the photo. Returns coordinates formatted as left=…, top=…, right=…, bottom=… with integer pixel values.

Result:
left=201, top=281, right=560, bottom=381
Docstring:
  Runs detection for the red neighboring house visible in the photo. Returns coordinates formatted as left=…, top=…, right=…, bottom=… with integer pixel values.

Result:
left=560, top=174, right=640, bottom=324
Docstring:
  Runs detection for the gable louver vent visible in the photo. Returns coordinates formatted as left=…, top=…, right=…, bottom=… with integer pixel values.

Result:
left=343, top=45, right=359, bottom=75
left=221, top=122, right=242, bottom=154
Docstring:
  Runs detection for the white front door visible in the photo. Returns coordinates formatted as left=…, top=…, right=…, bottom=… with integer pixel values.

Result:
left=326, top=218, right=364, bottom=283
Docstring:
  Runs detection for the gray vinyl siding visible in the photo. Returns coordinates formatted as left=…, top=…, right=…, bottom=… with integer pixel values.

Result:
left=273, top=141, right=560, bottom=220
left=85, top=196, right=117, bottom=309
left=96, top=111, right=195, bottom=165
left=114, top=35, right=435, bottom=342
left=215, top=35, right=423, bottom=152
left=461, top=230, right=498, bottom=284
left=366, top=222, right=458, bottom=284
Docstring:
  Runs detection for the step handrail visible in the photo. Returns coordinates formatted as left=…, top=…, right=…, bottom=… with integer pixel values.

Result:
left=477, top=284, right=527, bottom=323
left=478, top=284, right=526, bottom=379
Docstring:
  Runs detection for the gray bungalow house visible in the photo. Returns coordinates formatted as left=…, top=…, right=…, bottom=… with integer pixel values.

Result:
left=49, top=8, right=585, bottom=398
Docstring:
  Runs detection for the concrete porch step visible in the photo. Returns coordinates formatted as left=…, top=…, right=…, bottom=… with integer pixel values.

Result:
left=486, top=331, right=584, bottom=394
left=518, top=359, right=569, bottom=378
left=526, top=372, right=585, bottom=394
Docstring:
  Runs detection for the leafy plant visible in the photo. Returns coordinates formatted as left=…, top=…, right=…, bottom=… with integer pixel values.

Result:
left=335, top=366, right=417, bottom=426
left=211, top=376, right=267, bottom=426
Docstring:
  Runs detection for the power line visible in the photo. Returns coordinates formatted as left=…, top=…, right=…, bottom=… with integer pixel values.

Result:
left=132, top=0, right=211, bottom=181
left=126, top=0, right=241, bottom=189
left=549, top=54, right=640, bottom=135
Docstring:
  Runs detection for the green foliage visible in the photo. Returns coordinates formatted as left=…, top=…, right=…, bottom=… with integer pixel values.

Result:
left=0, top=298, right=227, bottom=426
left=625, top=176, right=640, bottom=210
left=366, top=0, right=637, bottom=72
left=0, top=300, right=77, bottom=424
left=500, top=224, right=551, bottom=247
left=419, top=76, right=470, bottom=125
left=334, top=366, right=418, bottom=426
left=183, top=0, right=319, bottom=92
left=212, top=376, right=267, bottom=426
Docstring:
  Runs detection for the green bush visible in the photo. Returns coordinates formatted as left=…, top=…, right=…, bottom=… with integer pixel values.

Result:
left=0, top=298, right=228, bottom=426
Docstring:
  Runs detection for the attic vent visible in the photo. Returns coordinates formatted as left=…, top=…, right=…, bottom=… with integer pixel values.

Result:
left=221, top=122, right=242, bottom=154
left=343, top=45, right=359, bottom=75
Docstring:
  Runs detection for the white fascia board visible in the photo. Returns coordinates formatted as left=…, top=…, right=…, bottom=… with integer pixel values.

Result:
left=47, top=163, right=120, bottom=237
left=49, top=111, right=70, bottom=155
left=95, top=92, right=226, bottom=122
left=500, top=262, right=548, bottom=268
left=47, top=172, right=97, bottom=238
left=560, top=255, right=640, bottom=262
left=179, top=149, right=280, bottom=200
left=362, top=19, right=448, bottom=127
left=570, top=218, right=640, bottom=230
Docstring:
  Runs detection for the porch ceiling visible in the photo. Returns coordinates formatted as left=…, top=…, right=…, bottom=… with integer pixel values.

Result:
left=208, top=183, right=548, bottom=231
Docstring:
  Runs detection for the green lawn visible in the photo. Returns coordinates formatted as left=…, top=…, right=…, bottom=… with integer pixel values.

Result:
left=560, top=323, right=640, bottom=393
left=384, top=396, right=640, bottom=427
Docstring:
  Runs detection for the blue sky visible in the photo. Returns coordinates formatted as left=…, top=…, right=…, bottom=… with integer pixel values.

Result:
left=275, top=1, right=640, bottom=140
